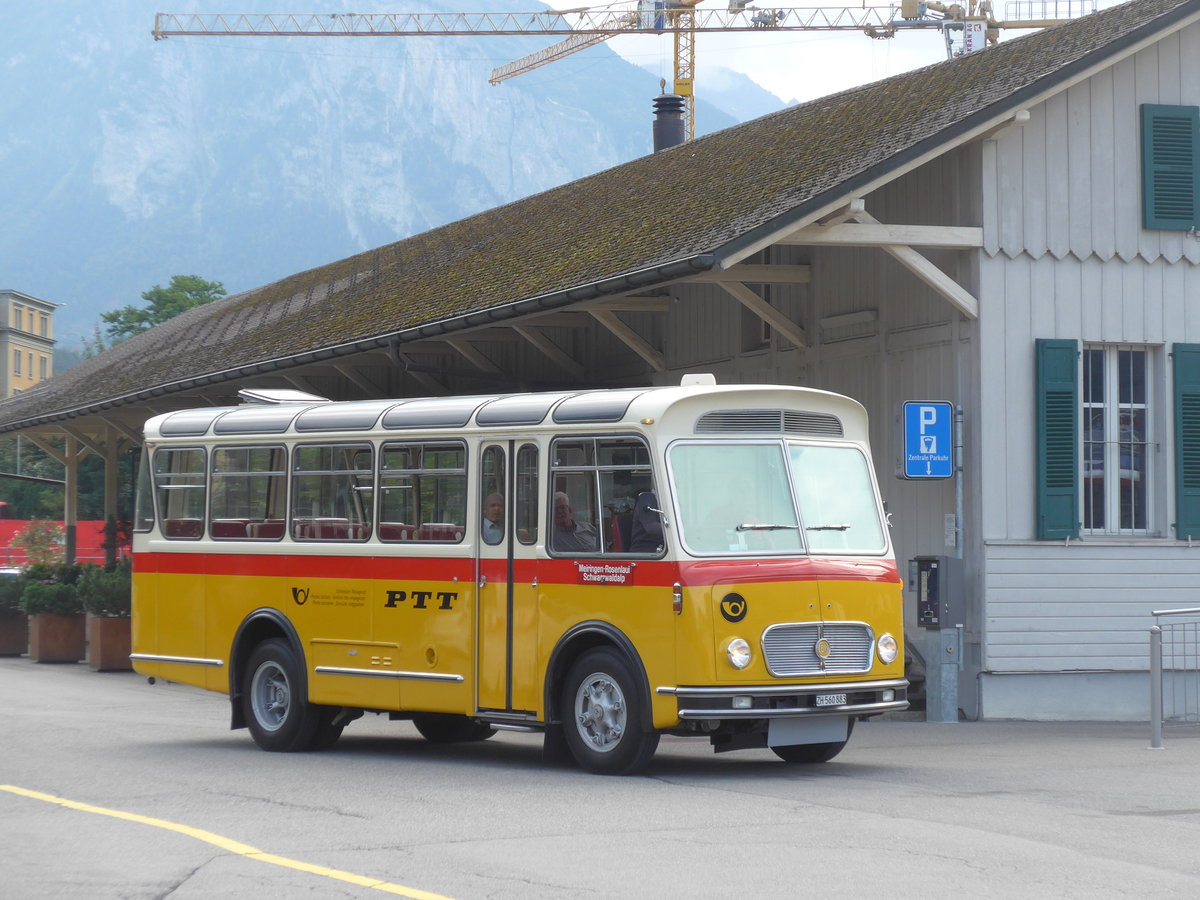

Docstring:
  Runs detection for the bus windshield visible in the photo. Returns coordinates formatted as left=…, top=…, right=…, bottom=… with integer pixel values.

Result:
left=670, top=441, right=886, bottom=555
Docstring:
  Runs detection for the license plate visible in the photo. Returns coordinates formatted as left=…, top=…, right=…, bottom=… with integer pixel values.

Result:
left=815, top=693, right=847, bottom=707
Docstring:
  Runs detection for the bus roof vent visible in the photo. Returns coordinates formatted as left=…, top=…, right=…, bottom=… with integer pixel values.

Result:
left=237, top=387, right=330, bottom=405
left=695, top=409, right=843, bottom=437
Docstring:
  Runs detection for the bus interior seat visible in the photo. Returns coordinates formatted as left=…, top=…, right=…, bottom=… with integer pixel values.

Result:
left=378, top=522, right=415, bottom=541
left=210, top=519, right=251, bottom=538
left=164, top=518, right=203, bottom=539
left=416, top=522, right=463, bottom=542
left=247, top=520, right=285, bottom=539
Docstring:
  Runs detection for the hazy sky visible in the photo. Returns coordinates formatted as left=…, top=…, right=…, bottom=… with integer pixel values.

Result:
left=535, top=0, right=1120, bottom=104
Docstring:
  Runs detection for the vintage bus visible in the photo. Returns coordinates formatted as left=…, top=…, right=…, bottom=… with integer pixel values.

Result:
left=132, top=379, right=907, bottom=774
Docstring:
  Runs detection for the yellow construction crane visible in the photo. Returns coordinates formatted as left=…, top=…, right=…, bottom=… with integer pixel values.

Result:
left=153, top=2, right=1095, bottom=141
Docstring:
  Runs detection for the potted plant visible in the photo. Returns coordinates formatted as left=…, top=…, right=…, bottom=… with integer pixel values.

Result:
left=80, top=559, right=132, bottom=671
left=0, top=567, right=28, bottom=655
left=20, top=563, right=85, bottom=663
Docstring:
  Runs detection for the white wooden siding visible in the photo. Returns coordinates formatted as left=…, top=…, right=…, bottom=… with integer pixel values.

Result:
left=979, top=22, right=1200, bottom=688
left=985, top=544, right=1200, bottom=672
left=987, top=25, right=1200, bottom=266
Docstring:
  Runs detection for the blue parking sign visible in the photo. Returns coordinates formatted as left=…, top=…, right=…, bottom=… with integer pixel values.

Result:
left=903, top=401, right=954, bottom=479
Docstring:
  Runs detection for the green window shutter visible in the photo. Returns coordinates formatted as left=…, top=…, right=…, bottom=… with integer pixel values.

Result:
left=1141, top=104, right=1200, bottom=231
left=1173, top=344, right=1200, bottom=539
left=1036, top=339, right=1079, bottom=540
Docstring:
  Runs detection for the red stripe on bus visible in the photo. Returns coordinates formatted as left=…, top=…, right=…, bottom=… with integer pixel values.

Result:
left=138, top=552, right=898, bottom=586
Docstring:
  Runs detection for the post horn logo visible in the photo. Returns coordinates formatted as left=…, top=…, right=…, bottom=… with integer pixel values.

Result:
left=720, top=593, right=747, bottom=623
left=291, top=587, right=309, bottom=606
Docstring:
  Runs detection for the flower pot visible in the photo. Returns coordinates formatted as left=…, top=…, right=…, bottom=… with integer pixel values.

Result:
left=0, top=610, right=28, bottom=656
left=28, top=612, right=85, bottom=663
left=86, top=614, right=132, bottom=672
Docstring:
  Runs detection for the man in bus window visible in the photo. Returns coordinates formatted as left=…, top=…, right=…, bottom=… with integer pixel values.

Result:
left=553, top=491, right=598, bottom=552
left=628, top=491, right=663, bottom=553
left=482, top=492, right=504, bottom=545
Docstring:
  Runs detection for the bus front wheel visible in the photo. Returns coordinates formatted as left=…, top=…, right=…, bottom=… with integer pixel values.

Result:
left=561, top=648, right=659, bottom=775
left=771, top=718, right=854, bottom=764
left=242, top=639, right=321, bottom=752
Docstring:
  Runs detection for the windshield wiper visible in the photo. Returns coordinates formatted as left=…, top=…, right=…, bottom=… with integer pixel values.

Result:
left=806, top=524, right=851, bottom=531
left=735, top=523, right=799, bottom=532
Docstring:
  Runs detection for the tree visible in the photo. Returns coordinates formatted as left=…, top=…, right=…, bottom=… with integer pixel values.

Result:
left=11, top=520, right=66, bottom=566
left=101, top=275, right=226, bottom=342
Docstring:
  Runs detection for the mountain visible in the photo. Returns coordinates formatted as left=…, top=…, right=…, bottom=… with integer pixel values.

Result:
left=693, top=65, right=797, bottom=122
left=2, top=0, right=785, bottom=348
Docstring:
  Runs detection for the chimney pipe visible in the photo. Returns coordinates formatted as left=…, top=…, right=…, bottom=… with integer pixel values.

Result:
left=652, top=93, right=686, bottom=152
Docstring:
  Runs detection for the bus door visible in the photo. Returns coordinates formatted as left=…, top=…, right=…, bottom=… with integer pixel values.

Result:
left=476, top=441, right=541, bottom=715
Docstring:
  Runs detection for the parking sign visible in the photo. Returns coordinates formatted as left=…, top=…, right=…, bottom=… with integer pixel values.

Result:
left=902, top=401, right=954, bottom=479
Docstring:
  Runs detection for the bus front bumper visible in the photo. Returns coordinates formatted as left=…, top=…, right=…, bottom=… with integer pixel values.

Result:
left=657, top=677, right=909, bottom=720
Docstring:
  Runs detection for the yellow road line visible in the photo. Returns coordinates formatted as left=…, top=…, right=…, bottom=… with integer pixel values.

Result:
left=1, top=784, right=456, bottom=900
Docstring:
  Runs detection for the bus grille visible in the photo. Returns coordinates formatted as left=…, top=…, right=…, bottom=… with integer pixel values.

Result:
left=761, top=623, right=874, bottom=676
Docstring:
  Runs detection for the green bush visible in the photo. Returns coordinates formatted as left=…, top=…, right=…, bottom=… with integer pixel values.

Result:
left=20, top=579, right=82, bottom=616
left=24, top=562, right=83, bottom=586
left=0, top=572, right=24, bottom=615
left=79, top=559, right=132, bottom=617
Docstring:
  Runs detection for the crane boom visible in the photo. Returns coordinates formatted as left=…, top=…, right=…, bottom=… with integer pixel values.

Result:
left=153, top=8, right=944, bottom=40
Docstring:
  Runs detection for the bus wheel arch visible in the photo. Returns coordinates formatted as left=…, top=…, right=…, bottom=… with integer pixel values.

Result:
left=544, top=623, right=658, bottom=775
left=228, top=609, right=303, bottom=731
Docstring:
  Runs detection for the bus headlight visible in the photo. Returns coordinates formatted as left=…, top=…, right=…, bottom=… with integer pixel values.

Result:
left=726, top=638, right=752, bottom=670
left=877, top=633, right=899, bottom=665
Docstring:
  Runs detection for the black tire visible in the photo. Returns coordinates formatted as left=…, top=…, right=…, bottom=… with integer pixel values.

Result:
left=311, top=707, right=346, bottom=751
left=561, top=648, right=659, bottom=775
left=771, top=718, right=854, bottom=764
left=242, top=638, right=321, bottom=752
left=412, top=713, right=496, bottom=743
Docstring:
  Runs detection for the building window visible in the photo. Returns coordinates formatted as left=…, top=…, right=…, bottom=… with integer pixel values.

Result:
left=13, top=350, right=20, bottom=376
left=39, top=315, right=48, bottom=337
left=1082, top=346, right=1150, bottom=534
left=38, top=357, right=46, bottom=380
left=12, top=306, right=22, bottom=330
left=1036, top=340, right=1200, bottom=541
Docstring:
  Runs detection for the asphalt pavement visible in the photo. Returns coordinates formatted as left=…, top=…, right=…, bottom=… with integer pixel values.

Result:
left=2, top=657, right=1198, bottom=899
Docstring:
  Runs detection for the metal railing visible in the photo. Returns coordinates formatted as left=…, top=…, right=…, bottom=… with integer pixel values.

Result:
left=1149, top=607, right=1200, bottom=749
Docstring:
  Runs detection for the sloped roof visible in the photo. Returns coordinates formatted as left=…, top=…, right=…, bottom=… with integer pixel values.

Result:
left=3, top=0, right=1196, bottom=432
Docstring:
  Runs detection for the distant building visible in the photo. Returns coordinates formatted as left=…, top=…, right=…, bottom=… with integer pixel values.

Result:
left=0, top=290, right=58, bottom=398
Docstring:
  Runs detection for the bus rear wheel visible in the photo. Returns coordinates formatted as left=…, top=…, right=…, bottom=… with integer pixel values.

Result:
left=412, top=713, right=496, bottom=743
left=242, top=639, right=321, bottom=752
left=562, top=648, right=658, bottom=775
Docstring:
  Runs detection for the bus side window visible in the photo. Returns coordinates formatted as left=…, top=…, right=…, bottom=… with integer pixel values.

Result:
left=548, top=436, right=658, bottom=556
left=154, top=447, right=206, bottom=540
left=379, top=441, right=467, bottom=543
left=291, top=443, right=373, bottom=541
left=598, top=438, right=658, bottom=556
left=133, top=447, right=154, bottom=533
left=480, top=445, right=505, bottom=546
left=515, top=443, right=538, bottom=545
left=210, top=445, right=286, bottom=540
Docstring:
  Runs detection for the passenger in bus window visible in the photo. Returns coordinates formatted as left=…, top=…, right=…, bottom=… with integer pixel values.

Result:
left=482, top=492, right=505, bottom=545
left=628, top=491, right=663, bottom=553
left=552, top=491, right=599, bottom=552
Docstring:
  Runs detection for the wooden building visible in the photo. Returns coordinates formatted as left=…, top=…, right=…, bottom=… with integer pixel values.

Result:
left=1, top=0, right=1197, bottom=719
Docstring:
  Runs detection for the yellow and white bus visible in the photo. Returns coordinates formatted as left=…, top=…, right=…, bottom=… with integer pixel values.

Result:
left=132, top=379, right=907, bottom=774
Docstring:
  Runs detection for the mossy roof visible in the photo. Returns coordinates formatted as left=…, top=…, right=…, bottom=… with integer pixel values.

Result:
left=2, top=0, right=1195, bottom=433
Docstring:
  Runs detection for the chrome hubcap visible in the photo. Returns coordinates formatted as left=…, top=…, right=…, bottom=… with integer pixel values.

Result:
left=574, top=672, right=626, bottom=753
left=250, top=661, right=290, bottom=732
